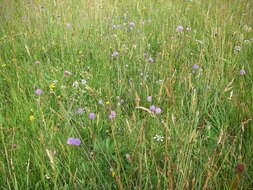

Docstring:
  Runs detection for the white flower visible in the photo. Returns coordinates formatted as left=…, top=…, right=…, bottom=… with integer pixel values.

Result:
left=72, top=81, right=79, bottom=87
left=153, top=134, right=164, bottom=142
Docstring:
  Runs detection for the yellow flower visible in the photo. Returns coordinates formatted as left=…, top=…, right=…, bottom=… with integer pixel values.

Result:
left=105, top=101, right=110, bottom=105
left=49, top=83, right=56, bottom=89
left=1, top=64, right=6, bottom=67
left=12, top=58, right=17, bottom=63
left=29, top=115, right=35, bottom=121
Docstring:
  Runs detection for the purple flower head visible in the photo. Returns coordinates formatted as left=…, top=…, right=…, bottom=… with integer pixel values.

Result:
left=112, top=51, right=119, bottom=57
left=67, top=138, right=81, bottom=146
left=11, top=144, right=17, bottom=149
left=66, top=23, right=72, bottom=28
left=155, top=107, right=162, bottom=114
left=176, top=26, right=184, bottom=31
left=140, top=21, right=145, bottom=25
left=192, top=64, right=199, bottom=70
left=240, top=69, right=246, bottom=75
left=64, top=70, right=72, bottom=75
left=89, top=112, right=96, bottom=120
left=35, top=89, right=43, bottom=95
left=129, top=22, right=135, bottom=26
left=147, top=96, right=152, bottom=102
left=76, top=108, right=84, bottom=113
left=144, top=53, right=148, bottom=57
left=150, top=105, right=156, bottom=112
left=34, top=61, right=41, bottom=65
left=80, top=79, right=87, bottom=84
left=148, top=57, right=154, bottom=63
left=109, top=111, right=116, bottom=119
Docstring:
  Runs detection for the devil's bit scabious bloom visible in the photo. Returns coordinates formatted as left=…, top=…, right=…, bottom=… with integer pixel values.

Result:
left=155, top=107, right=162, bottom=114
left=67, top=138, right=81, bottom=146
left=109, top=111, right=116, bottom=119
left=176, top=26, right=184, bottom=31
left=35, top=89, right=43, bottom=95
left=240, top=69, right=246, bottom=75
left=89, top=112, right=96, bottom=120
left=64, top=70, right=72, bottom=75
left=150, top=105, right=156, bottom=112
left=192, top=64, right=199, bottom=70
left=112, top=51, right=119, bottom=57
left=147, top=96, right=152, bottom=102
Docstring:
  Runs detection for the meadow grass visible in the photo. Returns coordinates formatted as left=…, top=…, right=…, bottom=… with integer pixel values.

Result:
left=0, top=0, right=252, bottom=189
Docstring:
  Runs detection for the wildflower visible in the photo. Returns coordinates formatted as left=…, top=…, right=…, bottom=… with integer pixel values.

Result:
left=129, top=22, right=135, bottom=26
left=112, top=51, right=119, bottom=57
left=11, top=144, right=17, bottom=149
left=176, top=26, right=184, bottom=31
left=147, top=96, right=152, bottom=102
left=192, top=64, right=199, bottom=70
left=109, top=111, right=116, bottom=119
left=186, top=27, right=191, bottom=31
left=153, top=134, right=164, bottom=142
left=53, top=80, right=58, bottom=84
left=76, top=108, right=84, bottom=113
left=240, top=69, right=246, bottom=75
left=67, top=138, right=81, bottom=146
left=34, top=61, right=41, bottom=65
left=140, top=21, right=145, bottom=25
left=125, top=153, right=131, bottom=159
left=72, top=81, right=79, bottom=87
left=49, top=84, right=56, bottom=89
left=80, top=79, right=87, bottom=84
left=234, top=46, right=241, bottom=52
left=144, top=53, right=148, bottom=57
left=35, top=89, right=43, bottom=95
left=149, top=105, right=156, bottom=112
left=29, top=115, right=35, bottom=121
left=89, top=112, right=96, bottom=120
left=155, top=107, right=162, bottom=114
left=98, top=100, right=103, bottom=105
left=66, top=23, right=72, bottom=27
left=64, top=70, right=72, bottom=75
left=148, top=57, right=154, bottom=63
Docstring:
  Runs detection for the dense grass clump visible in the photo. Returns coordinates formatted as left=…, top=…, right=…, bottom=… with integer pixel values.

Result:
left=0, top=0, right=252, bottom=189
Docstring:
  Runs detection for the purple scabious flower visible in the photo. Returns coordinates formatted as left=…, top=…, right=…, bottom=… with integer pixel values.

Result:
left=76, top=108, right=84, bottom=113
left=148, top=57, right=154, bottom=63
left=176, top=26, right=184, bottom=31
left=147, top=96, right=152, bottom=102
left=149, top=105, right=156, bottom=112
left=144, top=53, right=148, bottom=57
left=80, top=79, right=87, bottom=84
left=129, top=22, right=135, bottom=26
left=109, top=111, right=116, bottom=119
left=64, top=70, right=72, bottom=75
left=112, top=51, right=119, bottom=57
left=155, top=107, right=162, bottom=114
left=66, top=23, right=72, bottom=28
left=192, top=64, right=199, bottom=70
left=35, top=89, right=43, bottom=95
left=67, top=138, right=81, bottom=146
left=240, top=69, right=246, bottom=75
left=34, top=61, right=41, bottom=65
left=89, top=112, right=96, bottom=120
